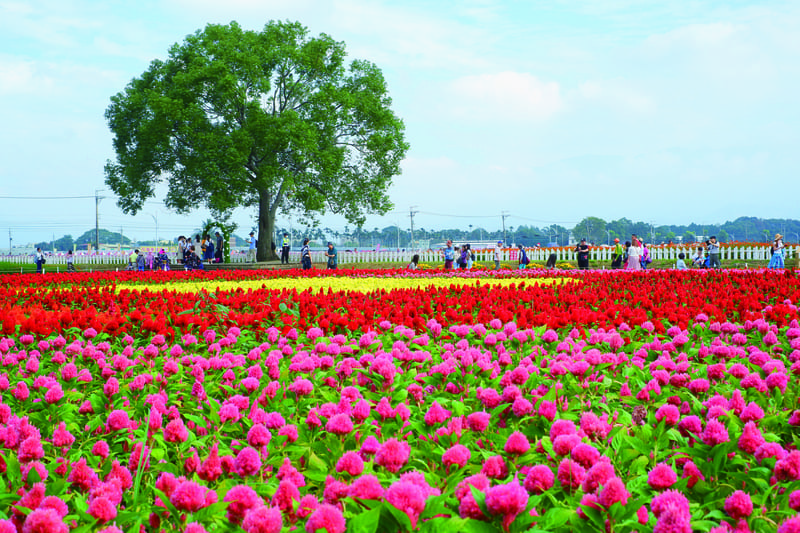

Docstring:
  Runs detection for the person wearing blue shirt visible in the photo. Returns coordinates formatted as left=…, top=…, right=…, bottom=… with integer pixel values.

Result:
left=443, top=240, right=455, bottom=270
left=246, top=231, right=257, bottom=262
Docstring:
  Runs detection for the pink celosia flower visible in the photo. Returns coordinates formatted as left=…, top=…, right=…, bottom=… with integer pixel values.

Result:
left=557, top=459, right=585, bottom=492
left=375, top=439, right=411, bottom=473
left=481, top=455, right=508, bottom=479
left=325, top=414, right=354, bottom=435
left=485, top=480, right=529, bottom=530
left=336, top=452, right=364, bottom=477
left=234, top=447, right=262, bottom=477
left=87, top=496, right=117, bottom=523
left=524, top=464, right=554, bottom=494
left=582, top=458, right=615, bottom=494
left=648, top=463, right=678, bottom=490
left=349, top=474, right=384, bottom=500
left=386, top=481, right=427, bottom=528
left=304, top=504, right=346, bottom=533
left=21, top=508, right=68, bottom=533
left=242, top=506, right=282, bottom=533
left=164, top=418, right=189, bottom=443
left=598, top=477, right=629, bottom=508
left=224, top=485, right=262, bottom=524
left=504, top=431, right=530, bottom=456
left=724, top=491, right=753, bottom=521
left=106, top=410, right=130, bottom=432
left=466, top=411, right=491, bottom=432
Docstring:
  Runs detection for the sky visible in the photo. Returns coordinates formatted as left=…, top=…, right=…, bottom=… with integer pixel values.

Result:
left=1, top=0, right=799, bottom=247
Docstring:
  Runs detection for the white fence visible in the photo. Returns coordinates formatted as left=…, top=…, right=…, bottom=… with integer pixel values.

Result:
left=2, top=245, right=794, bottom=269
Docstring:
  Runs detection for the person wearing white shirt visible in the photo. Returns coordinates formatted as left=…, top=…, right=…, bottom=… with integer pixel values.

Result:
left=493, top=241, right=502, bottom=270
left=626, top=238, right=642, bottom=270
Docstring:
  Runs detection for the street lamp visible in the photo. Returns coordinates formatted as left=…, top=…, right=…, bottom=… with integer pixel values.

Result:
left=150, top=213, right=159, bottom=246
left=605, top=229, right=611, bottom=246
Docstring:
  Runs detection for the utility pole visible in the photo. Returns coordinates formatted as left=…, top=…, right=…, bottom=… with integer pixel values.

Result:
left=8, top=229, right=11, bottom=255
left=120, top=226, right=124, bottom=251
left=501, top=211, right=509, bottom=244
left=95, top=189, right=105, bottom=252
left=409, top=206, right=418, bottom=250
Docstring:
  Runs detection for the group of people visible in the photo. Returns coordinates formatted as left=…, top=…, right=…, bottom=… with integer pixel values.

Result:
left=609, top=235, right=654, bottom=271
left=296, top=239, right=339, bottom=270
left=178, top=233, right=223, bottom=265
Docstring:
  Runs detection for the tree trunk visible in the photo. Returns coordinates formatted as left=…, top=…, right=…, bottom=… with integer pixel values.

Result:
left=257, top=189, right=280, bottom=262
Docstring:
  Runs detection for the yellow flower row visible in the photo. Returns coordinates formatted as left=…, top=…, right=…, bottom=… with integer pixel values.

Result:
left=116, top=277, right=561, bottom=295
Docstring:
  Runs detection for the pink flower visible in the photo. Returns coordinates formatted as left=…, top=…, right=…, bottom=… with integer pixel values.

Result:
left=235, top=447, right=262, bottom=477
left=170, top=480, right=209, bottom=513
left=582, top=458, right=614, bottom=494
left=21, top=508, right=68, bottom=533
left=336, top=452, right=364, bottom=477
left=87, top=497, right=117, bottom=523
left=466, top=411, right=491, bottom=432
left=571, top=443, right=600, bottom=469
left=224, top=485, right=262, bottom=524
left=504, top=431, right=530, bottom=456
left=681, top=461, right=705, bottom=488
left=738, top=421, right=765, bottom=454
left=485, top=480, right=529, bottom=530
left=655, top=404, right=680, bottom=426
left=325, top=414, right=354, bottom=435
left=106, top=410, right=130, bottom=432
left=386, top=481, right=427, bottom=529
left=779, top=517, right=800, bottom=533
left=552, top=434, right=582, bottom=456
left=648, top=463, right=677, bottom=490
left=52, top=422, right=75, bottom=448
left=557, top=459, right=585, bottom=492
left=789, top=490, right=800, bottom=512
left=18, top=436, right=44, bottom=463
left=538, top=400, right=557, bottom=421
left=481, top=455, right=508, bottom=479
left=305, top=504, right=346, bottom=533
left=702, top=419, right=730, bottom=446
left=247, top=424, right=272, bottom=447
left=424, top=401, right=451, bottom=426
left=523, top=465, right=554, bottom=494
left=598, top=477, right=629, bottom=508
left=272, top=480, right=300, bottom=513
left=651, top=489, right=690, bottom=518
left=242, top=506, right=282, bottom=533
left=348, top=475, right=384, bottom=500
left=724, top=491, right=753, bottom=521
left=375, top=439, right=411, bottom=473
left=164, top=419, right=189, bottom=443
left=442, top=444, right=471, bottom=469
left=91, top=441, right=109, bottom=460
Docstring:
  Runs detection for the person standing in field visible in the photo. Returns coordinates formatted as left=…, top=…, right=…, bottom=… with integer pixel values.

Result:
left=611, top=238, right=624, bottom=269
left=301, top=238, right=312, bottom=270
left=707, top=236, right=721, bottom=269
left=215, top=231, right=223, bottom=263
left=465, top=244, right=474, bottom=269
left=576, top=238, right=590, bottom=270
left=281, top=233, right=291, bottom=264
left=692, top=246, right=705, bottom=268
left=408, top=254, right=419, bottom=270
left=457, top=245, right=468, bottom=270
left=325, top=242, right=338, bottom=270
left=35, top=248, right=44, bottom=273
left=443, top=240, right=455, bottom=270
left=66, top=250, right=76, bottom=272
left=246, top=231, right=257, bottom=262
left=627, top=238, right=642, bottom=270
left=494, top=241, right=503, bottom=270
left=768, top=233, right=785, bottom=269
left=640, top=242, right=651, bottom=270
left=517, top=244, right=529, bottom=270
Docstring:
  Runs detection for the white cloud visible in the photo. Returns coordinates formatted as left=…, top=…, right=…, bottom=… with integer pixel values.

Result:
left=447, top=71, right=562, bottom=121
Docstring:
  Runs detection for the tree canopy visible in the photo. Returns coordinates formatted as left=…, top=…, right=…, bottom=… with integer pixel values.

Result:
left=105, top=21, right=409, bottom=260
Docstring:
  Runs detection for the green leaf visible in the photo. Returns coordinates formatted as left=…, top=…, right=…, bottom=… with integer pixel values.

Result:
left=346, top=505, right=381, bottom=533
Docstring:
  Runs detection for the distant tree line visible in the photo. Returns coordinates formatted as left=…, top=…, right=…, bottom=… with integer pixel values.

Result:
left=34, top=216, right=800, bottom=251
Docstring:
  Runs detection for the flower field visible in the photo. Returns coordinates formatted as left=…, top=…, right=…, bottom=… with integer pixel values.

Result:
left=1, top=268, right=800, bottom=533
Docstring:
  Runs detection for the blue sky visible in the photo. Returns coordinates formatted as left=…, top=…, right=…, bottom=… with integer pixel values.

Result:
left=1, top=0, right=798, bottom=245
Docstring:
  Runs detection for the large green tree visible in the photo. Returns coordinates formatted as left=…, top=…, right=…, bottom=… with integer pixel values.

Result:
left=105, top=21, right=408, bottom=261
